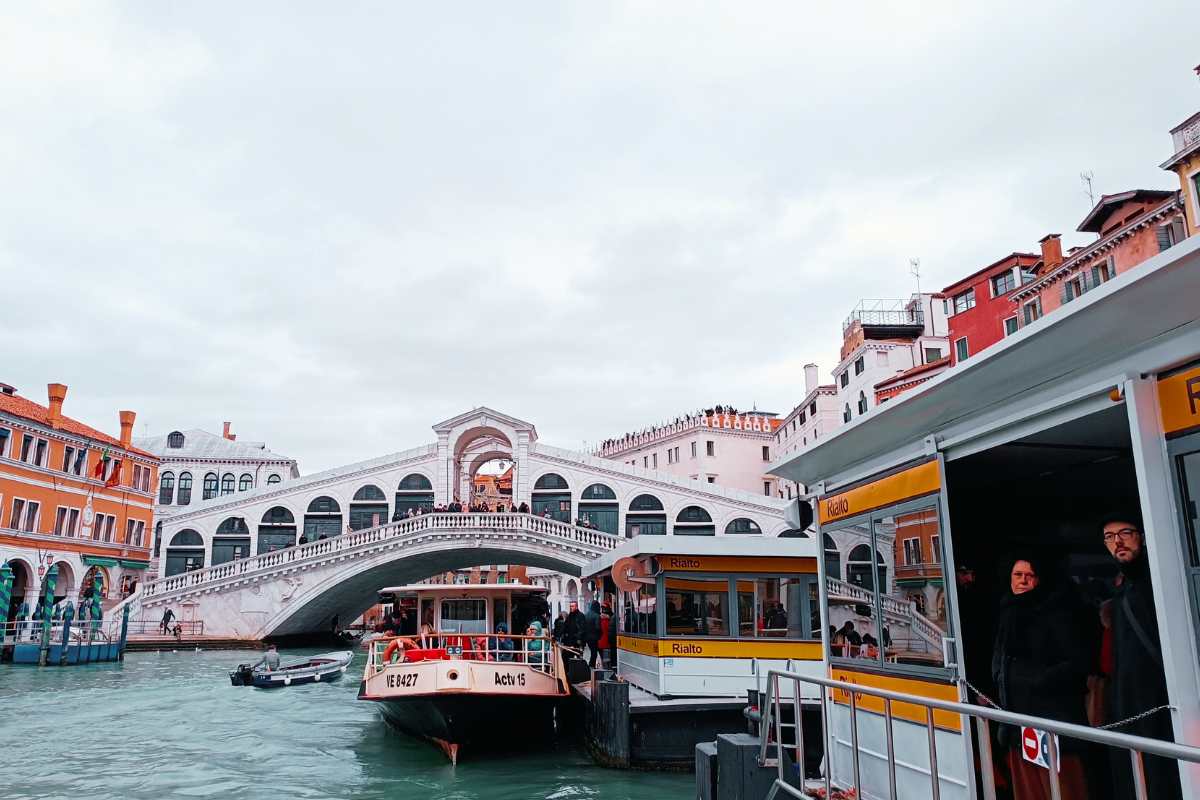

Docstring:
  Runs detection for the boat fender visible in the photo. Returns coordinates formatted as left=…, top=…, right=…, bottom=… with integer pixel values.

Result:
left=284, top=676, right=291, bottom=686
left=314, top=673, right=320, bottom=682
left=341, top=665, right=347, bottom=672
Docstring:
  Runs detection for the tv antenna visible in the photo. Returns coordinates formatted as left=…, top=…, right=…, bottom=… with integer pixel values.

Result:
left=909, top=258, right=922, bottom=297
left=1081, top=171, right=1096, bottom=207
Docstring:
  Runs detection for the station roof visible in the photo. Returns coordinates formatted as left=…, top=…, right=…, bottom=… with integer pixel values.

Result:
left=770, top=235, right=1200, bottom=488
left=584, top=534, right=815, bottom=576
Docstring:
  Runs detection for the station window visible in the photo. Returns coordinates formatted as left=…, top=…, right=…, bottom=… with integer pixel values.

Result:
left=737, top=576, right=819, bottom=640
left=620, top=581, right=657, bottom=636
left=824, top=498, right=953, bottom=677
left=664, top=577, right=729, bottom=637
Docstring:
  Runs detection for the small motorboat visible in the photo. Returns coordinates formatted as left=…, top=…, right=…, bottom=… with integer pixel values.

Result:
left=230, top=650, right=354, bottom=688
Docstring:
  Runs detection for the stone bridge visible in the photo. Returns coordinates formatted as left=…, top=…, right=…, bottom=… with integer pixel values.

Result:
left=135, top=512, right=619, bottom=638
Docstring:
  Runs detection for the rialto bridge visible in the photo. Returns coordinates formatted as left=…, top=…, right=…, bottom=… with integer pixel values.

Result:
left=134, top=409, right=803, bottom=638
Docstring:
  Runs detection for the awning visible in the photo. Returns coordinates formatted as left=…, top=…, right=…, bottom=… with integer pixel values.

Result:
left=81, top=556, right=119, bottom=568
left=119, top=559, right=150, bottom=570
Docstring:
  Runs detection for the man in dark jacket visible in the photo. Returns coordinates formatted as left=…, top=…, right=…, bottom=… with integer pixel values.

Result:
left=584, top=600, right=603, bottom=668
left=562, top=601, right=585, bottom=649
left=1102, top=513, right=1181, bottom=800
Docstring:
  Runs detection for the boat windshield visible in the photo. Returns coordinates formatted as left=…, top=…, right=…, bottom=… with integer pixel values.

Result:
left=440, top=598, right=488, bottom=634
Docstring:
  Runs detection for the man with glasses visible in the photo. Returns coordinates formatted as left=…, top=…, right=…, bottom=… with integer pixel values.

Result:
left=1101, top=512, right=1180, bottom=800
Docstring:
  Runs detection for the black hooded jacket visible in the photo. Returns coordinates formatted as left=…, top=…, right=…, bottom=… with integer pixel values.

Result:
left=991, top=580, right=1097, bottom=750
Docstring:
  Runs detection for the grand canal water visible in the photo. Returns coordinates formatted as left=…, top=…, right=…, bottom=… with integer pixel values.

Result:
left=0, top=649, right=692, bottom=800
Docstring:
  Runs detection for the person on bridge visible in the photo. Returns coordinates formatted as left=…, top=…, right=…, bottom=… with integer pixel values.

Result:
left=991, top=554, right=1096, bottom=800
left=562, top=601, right=585, bottom=649
left=1101, top=512, right=1181, bottom=800
left=159, top=607, right=175, bottom=635
left=252, top=644, right=281, bottom=672
left=584, top=601, right=602, bottom=668
left=518, top=501, right=529, bottom=514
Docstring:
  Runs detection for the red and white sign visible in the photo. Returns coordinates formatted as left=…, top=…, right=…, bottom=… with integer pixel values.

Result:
left=1020, top=726, right=1061, bottom=771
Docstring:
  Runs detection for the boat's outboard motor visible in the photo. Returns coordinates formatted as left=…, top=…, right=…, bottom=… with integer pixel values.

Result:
left=229, top=665, right=255, bottom=686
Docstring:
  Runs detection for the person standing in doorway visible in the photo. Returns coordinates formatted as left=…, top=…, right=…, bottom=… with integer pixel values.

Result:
left=1101, top=513, right=1181, bottom=800
left=991, top=554, right=1096, bottom=800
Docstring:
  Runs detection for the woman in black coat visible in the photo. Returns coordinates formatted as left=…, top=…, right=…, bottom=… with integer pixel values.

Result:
left=991, top=554, right=1098, bottom=800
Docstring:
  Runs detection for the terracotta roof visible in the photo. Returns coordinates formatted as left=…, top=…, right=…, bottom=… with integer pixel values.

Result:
left=873, top=356, right=952, bottom=390
left=1076, top=189, right=1176, bottom=234
left=941, top=252, right=1039, bottom=295
left=0, top=392, right=157, bottom=459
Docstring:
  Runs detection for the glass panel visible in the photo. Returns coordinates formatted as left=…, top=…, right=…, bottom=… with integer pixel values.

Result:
left=754, top=577, right=809, bottom=639
left=301, top=517, right=341, bottom=542
left=827, top=521, right=881, bottom=661
left=441, top=599, right=487, bottom=634
left=348, top=504, right=388, bottom=531
left=1178, top=450, right=1200, bottom=566
left=531, top=493, right=570, bottom=522
left=664, top=577, right=729, bottom=637
left=211, top=539, right=251, bottom=565
left=880, top=507, right=949, bottom=668
left=626, top=514, right=666, bottom=537
left=493, top=598, right=508, bottom=631
left=578, top=504, right=617, bottom=534
left=619, top=582, right=656, bottom=635
left=737, top=580, right=755, bottom=637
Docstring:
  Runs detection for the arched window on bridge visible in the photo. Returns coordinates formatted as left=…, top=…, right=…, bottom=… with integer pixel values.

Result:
left=532, top=473, right=571, bottom=523
left=221, top=473, right=235, bottom=495
left=725, top=517, right=762, bottom=535
left=258, top=506, right=296, bottom=553
left=238, top=474, right=253, bottom=492
left=202, top=472, right=218, bottom=500
left=303, top=496, right=342, bottom=543
left=267, top=474, right=282, bottom=486
left=779, top=528, right=809, bottom=538
left=164, top=529, right=205, bottom=577
left=674, top=505, right=715, bottom=536
left=823, top=533, right=841, bottom=580
left=158, top=471, right=175, bottom=505
left=394, top=474, right=433, bottom=520
left=177, top=472, right=192, bottom=505
left=212, top=517, right=251, bottom=565
left=625, top=494, right=666, bottom=537
left=350, top=485, right=388, bottom=531
left=847, top=544, right=886, bottom=592
left=578, top=483, right=618, bottom=535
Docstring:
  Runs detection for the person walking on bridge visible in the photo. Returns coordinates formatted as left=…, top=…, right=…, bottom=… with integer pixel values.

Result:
left=159, top=607, right=175, bottom=635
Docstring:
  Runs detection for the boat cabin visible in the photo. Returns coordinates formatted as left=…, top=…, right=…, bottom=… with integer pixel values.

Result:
left=771, top=237, right=1200, bottom=798
left=377, top=583, right=550, bottom=643
left=585, top=535, right=821, bottom=699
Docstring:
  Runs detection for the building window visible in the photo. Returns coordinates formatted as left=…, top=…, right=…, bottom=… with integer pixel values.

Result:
left=159, top=472, right=175, bottom=505
left=931, top=535, right=941, bottom=563
left=853, top=356, right=865, bottom=375
left=690, top=441, right=697, bottom=458
left=1003, top=316, right=1019, bottom=337
left=1157, top=219, right=1186, bottom=251
left=1023, top=299, right=1041, bottom=325
left=220, top=473, right=235, bottom=495
left=61, top=445, right=87, bottom=476
left=125, top=519, right=146, bottom=547
left=177, top=472, right=192, bottom=504
left=666, top=449, right=673, bottom=465
left=902, top=538, right=922, bottom=565
left=952, top=289, right=975, bottom=314
left=843, top=404, right=852, bottom=423
left=238, top=474, right=253, bottom=492
left=706, top=476, right=716, bottom=483
left=763, top=481, right=771, bottom=496
left=267, top=474, right=281, bottom=485
left=762, top=445, right=770, bottom=461
left=839, top=371, right=849, bottom=388
left=809, top=401, right=817, bottom=416
left=652, top=453, right=658, bottom=469
left=202, top=472, right=219, bottom=500
left=876, top=350, right=888, bottom=367
left=21, top=435, right=48, bottom=467
left=954, top=337, right=969, bottom=362
left=642, top=456, right=648, bottom=467
left=705, top=441, right=715, bottom=457
left=857, top=391, right=868, bottom=415
left=924, top=347, right=942, bottom=363
left=991, top=270, right=1016, bottom=296
left=132, top=464, right=151, bottom=492
left=167, top=431, right=185, bottom=448
left=10, top=498, right=40, bottom=532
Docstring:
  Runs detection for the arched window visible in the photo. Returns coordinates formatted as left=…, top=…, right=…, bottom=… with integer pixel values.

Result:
left=857, top=391, right=868, bottom=415
left=843, top=404, right=852, bottom=423
left=178, top=472, right=193, bottom=504
left=350, top=485, right=388, bottom=531
left=779, top=528, right=809, bottom=538
left=675, top=506, right=715, bottom=536
left=578, top=483, right=617, bottom=534
left=532, top=473, right=570, bottom=522
left=626, top=494, right=666, bottom=537
left=824, top=534, right=841, bottom=580
left=847, top=544, right=886, bottom=591
left=202, top=472, right=219, bottom=500
left=220, top=473, right=235, bottom=495
left=394, top=474, right=434, bottom=520
left=303, top=496, right=342, bottom=544
left=164, top=529, right=205, bottom=577
left=258, top=506, right=296, bottom=553
left=267, top=474, right=281, bottom=485
left=238, top=474, right=253, bottom=492
left=167, top=431, right=185, bottom=449
left=212, top=517, right=251, bottom=565
left=725, top=518, right=762, bottom=535
left=158, top=471, right=175, bottom=505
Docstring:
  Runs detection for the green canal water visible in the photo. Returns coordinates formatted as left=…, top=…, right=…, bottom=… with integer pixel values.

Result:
left=0, top=649, right=693, bottom=800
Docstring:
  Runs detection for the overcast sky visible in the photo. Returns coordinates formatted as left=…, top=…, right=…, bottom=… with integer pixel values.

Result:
left=2, top=2, right=1196, bottom=472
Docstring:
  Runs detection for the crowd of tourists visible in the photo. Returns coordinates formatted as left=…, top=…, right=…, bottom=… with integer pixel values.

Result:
left=399, top=500, right=531, bottom=518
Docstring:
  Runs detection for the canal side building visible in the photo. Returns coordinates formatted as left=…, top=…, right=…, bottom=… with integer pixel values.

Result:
left=0, top=382, right=158, bottom=623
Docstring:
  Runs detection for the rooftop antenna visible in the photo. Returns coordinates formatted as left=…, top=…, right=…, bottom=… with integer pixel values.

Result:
left=909, top=258, right=922, bottom=297
left=1081, top=170, right=1096, bottom=207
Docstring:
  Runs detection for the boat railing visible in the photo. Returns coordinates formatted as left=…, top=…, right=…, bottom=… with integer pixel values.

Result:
left=755, top=667, right=1200, bottom=800
left=368, top=632, right=559, bottom=677
left=0, top=618, right=117, bottom=646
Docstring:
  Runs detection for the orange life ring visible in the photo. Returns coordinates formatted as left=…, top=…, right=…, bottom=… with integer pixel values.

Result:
left=382, top=637, right=418, bottom=663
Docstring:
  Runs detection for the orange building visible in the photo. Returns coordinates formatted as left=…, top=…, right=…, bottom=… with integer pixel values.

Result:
left=0, top=381, right=159, bottom=623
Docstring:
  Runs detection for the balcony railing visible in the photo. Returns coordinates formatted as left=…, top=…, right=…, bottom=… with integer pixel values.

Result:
left=843, top=299, right=924, bottom=335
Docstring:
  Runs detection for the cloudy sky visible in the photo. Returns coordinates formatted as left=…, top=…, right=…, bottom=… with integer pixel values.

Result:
left=2, top=2, right=1196, bottom=472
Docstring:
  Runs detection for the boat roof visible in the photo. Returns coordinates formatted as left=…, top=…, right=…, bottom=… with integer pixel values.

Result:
left=584, top=534, right=815, bottom=576
left=378, top=583, right=549, bottom=595
left=769, top=235, right=1200, bottom=490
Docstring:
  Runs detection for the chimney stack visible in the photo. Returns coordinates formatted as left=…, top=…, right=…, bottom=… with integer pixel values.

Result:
left=1039, top=234, right=1063, bottom=270
left=222, top=421, right=236, bottom=441
left=119, top=410, right=135, bottom=449
left=47, top=383, right=68, bottom=428
left=804, top=364, right=819, bottom=396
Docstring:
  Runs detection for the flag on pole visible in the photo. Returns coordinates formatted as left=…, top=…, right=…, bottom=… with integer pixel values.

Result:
left=94, top=447, right=109, bottom=480
left=105, top=459, right=121, bottom=488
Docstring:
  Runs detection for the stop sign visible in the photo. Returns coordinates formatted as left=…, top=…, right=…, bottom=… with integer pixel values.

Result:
left=1021, top=727, right=1041, bottom=763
